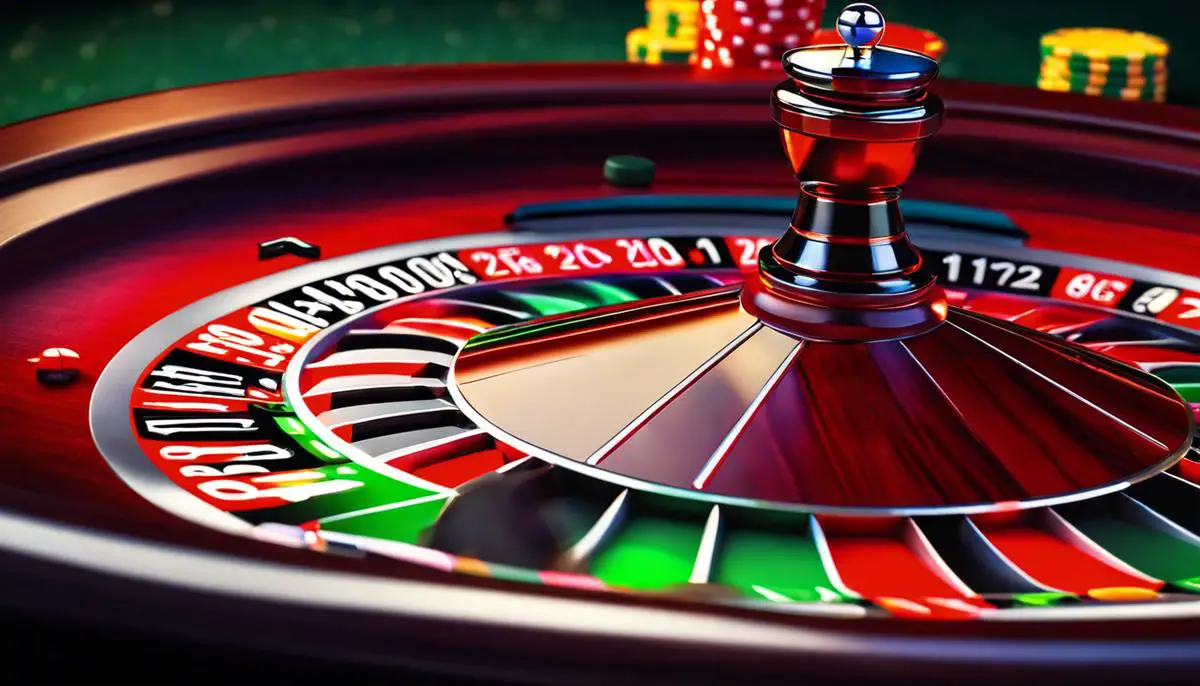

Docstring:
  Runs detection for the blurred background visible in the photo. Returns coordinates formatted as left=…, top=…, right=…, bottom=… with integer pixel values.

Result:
left=2, top=0, right=1198, bottom=126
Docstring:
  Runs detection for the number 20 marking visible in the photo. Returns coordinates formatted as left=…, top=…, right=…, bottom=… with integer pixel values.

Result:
left=732, top=238, right=772, bottom=267
left=614, top=239, right=683, bottom=269
left=543, top=243, right=613, bottom=271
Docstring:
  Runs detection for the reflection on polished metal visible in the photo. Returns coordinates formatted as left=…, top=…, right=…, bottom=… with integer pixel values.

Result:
left=454, top=287, right=1194, bottom=513
left=450, top=4, right=1196, bottom=514
left=836, top=3, right=885, bottom=58
left=751, top=2, right=947, bottom=341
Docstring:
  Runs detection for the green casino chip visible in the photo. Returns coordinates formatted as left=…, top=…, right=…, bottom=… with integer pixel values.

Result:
left=1040, top=64, right=1165, bottom=89
left=1039, top=47, right=1163, bottom=73
left=604, top=155, right=656, bottom=189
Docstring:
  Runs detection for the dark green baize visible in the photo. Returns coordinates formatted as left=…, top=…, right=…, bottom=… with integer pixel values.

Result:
left=3, top=0, right=1197, bottom=126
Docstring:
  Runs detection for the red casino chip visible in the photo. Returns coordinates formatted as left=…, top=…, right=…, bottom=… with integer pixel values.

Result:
left=703, top=0, right=822, bottom=41
left=694, top=0, right=826, bottom=71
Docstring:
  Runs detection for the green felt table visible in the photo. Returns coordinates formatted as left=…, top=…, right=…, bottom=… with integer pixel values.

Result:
left=2, top=0, right=1197, bottom=127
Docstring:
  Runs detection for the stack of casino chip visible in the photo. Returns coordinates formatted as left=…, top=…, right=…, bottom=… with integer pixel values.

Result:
left=692, top=0, right=826, bottom=71
left=627, top=0, right=701, bottom=65
left=1038, top=28, right=1169, bottom=103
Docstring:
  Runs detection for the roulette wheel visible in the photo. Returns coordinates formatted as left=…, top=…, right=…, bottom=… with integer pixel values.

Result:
left=2, top=4, right=1200, bottom=682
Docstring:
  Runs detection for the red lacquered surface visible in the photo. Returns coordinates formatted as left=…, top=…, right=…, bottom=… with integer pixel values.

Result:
left=823, top=537, right=968, bottom=599
left=977, top=523, right=1160, bottom=594
left=714, top=309, right=1190, bottom=507
left=816, top=518, right=987, bottom=619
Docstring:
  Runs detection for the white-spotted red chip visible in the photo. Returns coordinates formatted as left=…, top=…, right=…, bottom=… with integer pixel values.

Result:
left=693, top=0, right=827, bottom=71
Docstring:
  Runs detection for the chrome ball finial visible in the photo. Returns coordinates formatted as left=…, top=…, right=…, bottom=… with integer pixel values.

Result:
left=836, top=3, right=886, bottom=51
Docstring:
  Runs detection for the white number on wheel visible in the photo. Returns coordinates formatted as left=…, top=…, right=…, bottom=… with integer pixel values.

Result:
left=1132, top=287, right=1179, bottom=315
left=1176, top=297, right=1200, bottom=320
